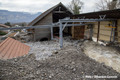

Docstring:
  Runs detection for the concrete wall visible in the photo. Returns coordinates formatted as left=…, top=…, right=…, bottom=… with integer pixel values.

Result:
left=34, top=13, right=52, bottom=41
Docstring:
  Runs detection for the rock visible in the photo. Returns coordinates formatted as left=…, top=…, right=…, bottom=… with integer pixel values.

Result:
left=73, top=68, right=76, bottom=71
left=49, top=75, right=52, bottom=78
left=53, top=51, right=58, bottom=54
left=71, top=62, right=75, bottom=64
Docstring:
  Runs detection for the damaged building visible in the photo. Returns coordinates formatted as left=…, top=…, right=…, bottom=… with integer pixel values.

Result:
left=73, top=9, right=120, bottom=42
left=28, top=2, right=72, bottom=41
left=28, top=2, right=120, bottom=44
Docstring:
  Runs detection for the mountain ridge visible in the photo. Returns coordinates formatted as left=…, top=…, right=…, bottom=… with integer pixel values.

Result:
left=0, top=10, right=41, bottom=23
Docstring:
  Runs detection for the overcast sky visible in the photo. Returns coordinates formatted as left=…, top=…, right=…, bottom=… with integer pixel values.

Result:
left=0, top=0, right=98, bottom=14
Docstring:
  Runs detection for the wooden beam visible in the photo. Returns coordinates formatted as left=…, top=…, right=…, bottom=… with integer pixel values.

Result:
left=53, top=11, right=66, bottom=13
left=97, top=21, right=100, bottom=42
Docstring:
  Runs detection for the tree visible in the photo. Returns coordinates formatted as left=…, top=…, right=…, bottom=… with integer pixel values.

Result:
left=4, top=22, right=12, bottom=27
left=96, top=0, right=120, bottom=10
left=68, top=0, right=84, bottom=14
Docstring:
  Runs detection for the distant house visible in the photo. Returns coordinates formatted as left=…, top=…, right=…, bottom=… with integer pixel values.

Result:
left=28, top=2, right=72, bottom=41
left=0, top=24, right=10, bottom=33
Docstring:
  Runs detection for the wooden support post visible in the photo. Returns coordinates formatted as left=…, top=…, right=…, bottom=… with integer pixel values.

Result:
left=59, top=21, right=63, bottom=48
left=97, top=22, right=100, bottom=42
left=51, top=26, right=53, bottom=40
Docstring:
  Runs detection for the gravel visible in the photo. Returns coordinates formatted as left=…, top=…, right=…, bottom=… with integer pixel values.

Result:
left=0, top=38, right=120, bottom=80
left=25, top=37, right=79, bottom=60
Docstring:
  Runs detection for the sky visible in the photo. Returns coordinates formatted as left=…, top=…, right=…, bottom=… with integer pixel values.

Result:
left=0, top=0, right=98, bottom=14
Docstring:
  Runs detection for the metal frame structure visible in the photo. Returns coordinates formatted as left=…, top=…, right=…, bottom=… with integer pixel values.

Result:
left=58, top=18, right=117, bottom=48
left=0, top=18, right=117, bottom=48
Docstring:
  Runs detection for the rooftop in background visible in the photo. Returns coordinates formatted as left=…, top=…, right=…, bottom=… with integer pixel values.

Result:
left=73, top=9, right=120, bottom=19
left=0, top=24, right=10, bottom=28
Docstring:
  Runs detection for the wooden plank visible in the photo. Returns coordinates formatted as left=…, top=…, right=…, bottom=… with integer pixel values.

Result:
left=72, top=25, right=85, bottom=39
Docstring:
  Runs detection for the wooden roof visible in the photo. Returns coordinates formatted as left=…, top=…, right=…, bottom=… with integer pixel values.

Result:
left=28, top=2, right=72, bottom=26
left=0, top=37, right=30, bottom=60
left=73, top=9, right=120, bottom=19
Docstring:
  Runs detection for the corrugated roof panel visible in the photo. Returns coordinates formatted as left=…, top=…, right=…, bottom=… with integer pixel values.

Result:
left=0, top=37, right=30, bottom=60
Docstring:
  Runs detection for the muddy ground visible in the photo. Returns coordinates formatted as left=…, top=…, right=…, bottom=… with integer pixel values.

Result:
left=0, top=41, right=120, bottom=80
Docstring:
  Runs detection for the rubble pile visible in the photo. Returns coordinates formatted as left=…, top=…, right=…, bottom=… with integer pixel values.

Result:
left=14, top=32, right=31, bottom=42
left=0, top=44, right=120, bottom=80
left=0, top=37, right=120, bottom=80
left=25, top=37, right=78, bottom=60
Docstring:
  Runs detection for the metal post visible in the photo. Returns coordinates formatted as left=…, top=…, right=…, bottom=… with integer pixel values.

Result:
left=51, top=26, right=53, bottom=40
left=110, top=28, right=113, bottom=42
left=115, top=21, right=118, bottom=41
left=59, top=20, right=63, bottom=48
left=113, top=21, right=116, bottom=42
left=97, top=21, right=100, bottom=42
left=62, top=22, right=68, bottom=31
left=33, top=32, right=36, bottom=42
left=89, top=24, right=93, bottom=40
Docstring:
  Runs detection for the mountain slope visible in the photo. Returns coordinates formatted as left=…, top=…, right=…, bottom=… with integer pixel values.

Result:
left=0, top=10, right=41, bottom=23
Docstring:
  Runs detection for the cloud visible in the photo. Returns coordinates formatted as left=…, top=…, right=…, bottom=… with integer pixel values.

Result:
left=82, top=0, right=97, bottom=13
left=0, top=0, right=97, bottom=14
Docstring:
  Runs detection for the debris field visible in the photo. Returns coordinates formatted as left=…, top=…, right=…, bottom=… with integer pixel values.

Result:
left=0, top=38, right=120, bottom=80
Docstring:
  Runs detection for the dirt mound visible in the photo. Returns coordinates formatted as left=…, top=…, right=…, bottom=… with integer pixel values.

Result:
left=81, top=40, right=120, bottom=73
left=0, top=45, right=120, bottom=80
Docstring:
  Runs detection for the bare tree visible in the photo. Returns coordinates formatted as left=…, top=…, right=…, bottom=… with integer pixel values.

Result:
left=96, top=0, right=120, bottom=10
left=68, top=0, right=84, bottom=14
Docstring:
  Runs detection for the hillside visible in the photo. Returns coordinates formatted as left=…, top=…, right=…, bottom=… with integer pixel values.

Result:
left=0, top=10, right=41, bottom=23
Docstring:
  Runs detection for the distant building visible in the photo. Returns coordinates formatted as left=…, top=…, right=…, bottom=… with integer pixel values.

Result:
left=0, top=24, right=10, bottom=33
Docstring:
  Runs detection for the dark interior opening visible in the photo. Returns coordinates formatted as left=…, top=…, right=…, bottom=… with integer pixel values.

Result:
left=40, top=38, right=48, bottom=41
left=52, top=5, right=72, bottom=37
